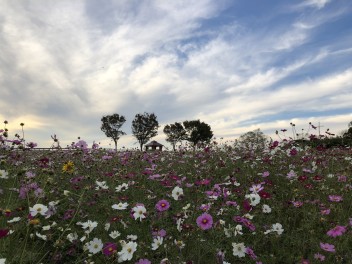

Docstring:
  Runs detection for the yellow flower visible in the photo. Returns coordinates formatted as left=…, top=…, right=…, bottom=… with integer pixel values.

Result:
left=29, top=218, right=40, bottom=225
left=62, top=161, right=75, bottom=173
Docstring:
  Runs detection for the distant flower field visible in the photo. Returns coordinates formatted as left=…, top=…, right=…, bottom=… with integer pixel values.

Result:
left=0, top=139, right=351, bottom=263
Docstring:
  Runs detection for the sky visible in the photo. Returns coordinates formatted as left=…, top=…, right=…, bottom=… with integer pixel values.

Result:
left=1, top=0, right=352, bottom=149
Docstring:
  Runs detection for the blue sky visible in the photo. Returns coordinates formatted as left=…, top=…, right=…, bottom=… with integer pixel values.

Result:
left=1, top=0, right=351, bottom=149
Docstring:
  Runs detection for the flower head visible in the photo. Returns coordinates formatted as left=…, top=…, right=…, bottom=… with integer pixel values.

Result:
left=132, top=205, right=147, bottom=221
left=155, top=199, right=170, bottom=212
left=326, top=225, right=346, bottom=237
left=62, top=161, right=74, bottom=173
left=102, top=242, right=117, bottom=256
left=151, top=236, right=163, bottom=250
left=171, top=186, right=184, bottom=200
left=118, top=241, right=137, bottom=262
left=86, top=238, right=103, bottom=254
left=29, top=204, right=48, bottom=217
left=320, top=242, right=335, bottom=252
left=196, top=213, right=213, bottom=230
left=232, top=242, right=246, bottom=258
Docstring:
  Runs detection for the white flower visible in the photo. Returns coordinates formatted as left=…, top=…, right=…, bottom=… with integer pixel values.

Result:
left=109, top=230, right=121, bottom=239
left=115, top=183, right=129, bottom=192
left=95, top=180, right=109, bottom=190
left=7, top=217, right=21, bottom=223
left=81, top=220, right=98, bottom=233
left=42, top=225, right=51, bottom=231
left=0, top=258, right=5, bottom=264
left=0, top=170, right=8, bottom=179
left=86, top=238, right=103, bottom=254
left=132, top=205, right=146, bottom=221
left=172, top=186, right=184, bottom=200
left=63, top=190, right=70, bottom=196
left=105, top=223, right=110, bottom=231
left=36, top=232, right=47, bottom=241
left=29, top=204, right=48, bottom=217
left=245, top=193, right=261, bottom=206
left=262, top=204, right=272, bottom=213
left=232, top=242, right=246, bottom=258
left=272, top=223, right=284, bottom=235
left=67, top=232, right=78, bottom=242
left=118, top=241, right=137, bottom=262
left=127, top=234, right=137, bottom=241
left=234, top=225, right=243, bottom=236
left=174, top=239, right=185, bottom=249
left=151, top=236, right=163, bottom=250
left=112, top=202, right=128, bottom=210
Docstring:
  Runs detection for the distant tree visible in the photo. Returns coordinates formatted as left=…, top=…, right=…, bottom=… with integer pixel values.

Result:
left=238, top=129, right=268, bottom=150
left=163, top=122, right=187, bottom=151
left=183, top=120, right=213, bottom=149
left=101, top=114, right=126, bottom=150
left=132, top=112, right=159, bottom=151
left=343, top=121, right=352, bottom=139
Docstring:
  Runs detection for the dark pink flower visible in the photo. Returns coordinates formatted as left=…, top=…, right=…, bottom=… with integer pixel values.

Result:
left=196, top=213, right=213, bottom=230
left=155, top=200, right=170, bottom=212
left=102, top=242, right=117, bottom=256
left=326, top=225, right=346, bottom=237
left=0, top=229, right=9, bottom=239
left=320, top=242, right=335, bottom=252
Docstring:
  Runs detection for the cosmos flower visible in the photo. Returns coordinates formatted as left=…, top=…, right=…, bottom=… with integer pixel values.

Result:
left=109, top=231, right=121, bottom=239
left=320, top=242, right=335, bottom=252
left=62, top=161, right=74, bottom=173
left=326, top=225, right=346, bottom=237
left=86, top=238, right=103, bottom=254
left=102, top=242, right=117, bottom=256
left=0, top=170, right=9, bottom=179
left=196, top=213, right=213, bottom=230
left=155, top=199, right=170, bottom=212
left=112, top=202, right=128, bottom=210
left=132, top=205, right=147, bottom=221
left=171, top=186, right=184, bottom=200
left=118, top=241, right=137, bottom=262
left=29, top=204, right=48, bottom=217
left=151, top=236, right=163, bottom=250
left=232, top=242, right=246, bottom=258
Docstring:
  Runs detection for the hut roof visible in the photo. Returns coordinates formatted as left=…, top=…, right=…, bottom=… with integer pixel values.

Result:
left=145, top=140, right=164, bottom=147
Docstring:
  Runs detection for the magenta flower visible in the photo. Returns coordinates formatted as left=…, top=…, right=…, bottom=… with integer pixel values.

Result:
left=155, top=200, right=170, bottom=212
left=327, top=225, right=346, bottom=237
left=320, top=242, right=335, bottom=252
left=328, top=195, right=343, bottom=202
left=102, top=242, right=117, bottom=256
left=0, top=229, right=9, bottom=239
left=196, top=213, right=213, bottom=230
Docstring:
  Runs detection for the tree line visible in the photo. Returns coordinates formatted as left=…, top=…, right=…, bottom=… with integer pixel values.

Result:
left=100, top=113, right=213, bottom=151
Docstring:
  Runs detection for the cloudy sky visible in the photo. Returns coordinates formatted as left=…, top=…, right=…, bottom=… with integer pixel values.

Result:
left=1, top=0, right=352, bottom=149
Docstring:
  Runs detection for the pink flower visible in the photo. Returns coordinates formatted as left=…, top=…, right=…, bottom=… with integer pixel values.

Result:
left=0, top=229, right=9, bottom=239
left=102, top=242, right=117, bottom=256
left=135, top=259, right=151, bottom=264
left=328, top=195, right=343, bottom=202
left=320, top=242, right=335, bottom=252
left=314, top=253, right=325, bottom=261
left=262, top=171, right=270, bottom=177
left=326, top=225, right=346, bottom=237
left=155, top=200, right=170, bottom=212
left=320, top=208, right=330, bottom=215
left=196, top=213, right=213, bottom=230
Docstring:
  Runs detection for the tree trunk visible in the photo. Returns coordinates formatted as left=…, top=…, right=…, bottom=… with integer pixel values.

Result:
left=140, top=142, right=143, bottom=151
left=114, top=140, right=117, bottom=151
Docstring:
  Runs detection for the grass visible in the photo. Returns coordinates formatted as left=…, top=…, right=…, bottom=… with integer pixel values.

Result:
left=0, top=137, right=351, bottom=263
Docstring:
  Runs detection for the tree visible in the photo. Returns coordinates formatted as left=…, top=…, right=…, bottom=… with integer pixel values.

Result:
left=101, top=114, right=126, bottom=150
left=238, top=129, right=267, bottom=150
left=163, top=122, right=187, bottom=151
left=132, top=112, right=159, bottom=151
left=183, top=120, right=213, bottom=149
left=343, top=121, right=352, bottom=139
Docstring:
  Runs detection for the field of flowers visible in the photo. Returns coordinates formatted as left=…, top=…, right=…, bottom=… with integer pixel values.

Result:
left=0, top=136, right=351, bottom=263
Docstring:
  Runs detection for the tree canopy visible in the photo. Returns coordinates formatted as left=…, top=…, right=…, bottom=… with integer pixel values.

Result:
left=132, top=112, right=159, bottom=151
left=101, top=114, right=126, bottom=150
left=183, top=120, right=213, bottom=148
left=238, top=129, right=268, bottom=150
left=163, top=122, right=187, bottom=151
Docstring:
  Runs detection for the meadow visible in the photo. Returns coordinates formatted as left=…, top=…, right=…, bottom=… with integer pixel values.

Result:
left=0, top=133, right=351, bottom=263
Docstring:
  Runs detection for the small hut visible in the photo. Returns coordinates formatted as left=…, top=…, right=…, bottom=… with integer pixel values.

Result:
left=145, top=140, right=164, bottom=151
